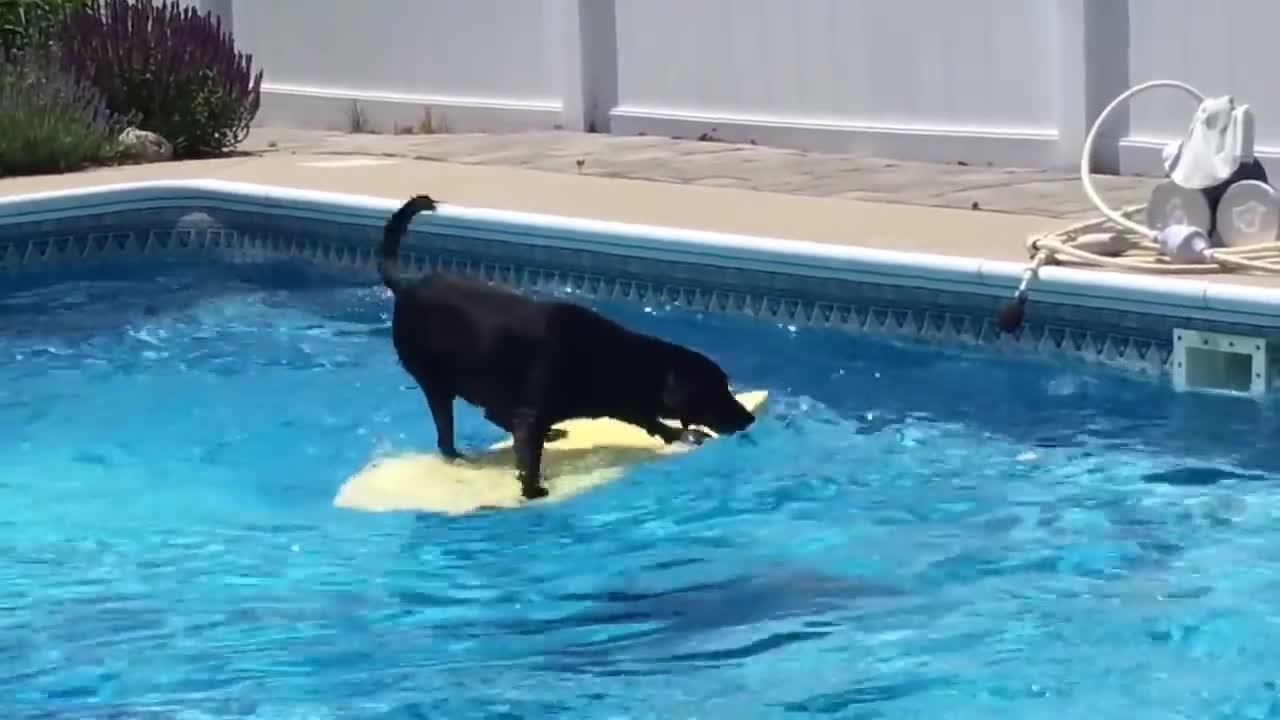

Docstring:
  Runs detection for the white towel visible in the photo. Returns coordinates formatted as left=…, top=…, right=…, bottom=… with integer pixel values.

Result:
left=1161, top=95, right=1255, bottom=190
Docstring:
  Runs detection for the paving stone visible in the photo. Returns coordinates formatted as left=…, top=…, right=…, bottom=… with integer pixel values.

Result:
left=235, top=127, right=1165, bottom=220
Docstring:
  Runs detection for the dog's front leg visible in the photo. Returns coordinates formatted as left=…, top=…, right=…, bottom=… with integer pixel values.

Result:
left=679, top=428, right=712, bottom=445
left=422, top=385, right=463, bottom=460
left=511, top=410, right=550, bottom=500
left=485, top=407, right=567, bottom=443
left=642, top=418, right=684, bottom=444
left=644, top=418, right=710, bottom=446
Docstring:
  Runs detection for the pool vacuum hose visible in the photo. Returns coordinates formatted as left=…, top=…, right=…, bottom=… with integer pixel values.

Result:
left=997, top=80, right=1280, bottom=333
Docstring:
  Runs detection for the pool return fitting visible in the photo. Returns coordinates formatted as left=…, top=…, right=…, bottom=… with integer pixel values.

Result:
left=997, top=80, right=1280, bottom=334
left=995, top=80, right=1275, bottom=398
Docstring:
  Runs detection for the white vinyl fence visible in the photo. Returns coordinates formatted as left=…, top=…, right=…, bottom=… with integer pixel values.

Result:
left=199, top=0, right=1280, bottom=173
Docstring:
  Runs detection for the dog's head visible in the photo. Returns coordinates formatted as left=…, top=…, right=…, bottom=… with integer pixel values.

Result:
left=661, top=350, right=756, bottom=436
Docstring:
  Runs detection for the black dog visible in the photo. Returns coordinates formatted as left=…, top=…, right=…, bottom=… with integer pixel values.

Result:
left=379, top=194, right=757, bottom=500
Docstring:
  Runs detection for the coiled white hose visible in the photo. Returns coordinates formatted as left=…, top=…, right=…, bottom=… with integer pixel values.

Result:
left=998, top=80, right=1280, bottom=332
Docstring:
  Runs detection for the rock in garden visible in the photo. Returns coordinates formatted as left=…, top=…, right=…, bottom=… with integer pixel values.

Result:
left=117, top=128, right=174, bottom=163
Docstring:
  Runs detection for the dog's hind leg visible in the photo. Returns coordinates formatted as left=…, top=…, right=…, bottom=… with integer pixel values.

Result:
left=510, top=409, right=550, bottom=500
left=421, top=384, right=463, bottom=460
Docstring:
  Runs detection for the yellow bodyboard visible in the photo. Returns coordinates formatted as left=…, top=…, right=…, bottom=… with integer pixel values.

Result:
left=334, top=390, right=768, bottom=515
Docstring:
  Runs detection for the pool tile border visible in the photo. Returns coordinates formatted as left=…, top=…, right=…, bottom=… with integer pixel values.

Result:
left=0, top=209, right=1253, bottom=385
left=3, top=180, right=1280, bottom=391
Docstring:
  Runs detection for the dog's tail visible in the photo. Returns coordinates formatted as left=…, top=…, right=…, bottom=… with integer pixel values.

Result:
left=379, top=194, right=438, bottom=294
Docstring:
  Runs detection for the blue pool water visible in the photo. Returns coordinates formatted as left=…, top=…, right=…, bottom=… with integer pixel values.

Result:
left=5, top=258, right=1280, bottom=719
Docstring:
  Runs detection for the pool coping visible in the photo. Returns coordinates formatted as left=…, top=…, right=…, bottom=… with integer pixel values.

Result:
left=3, top=178, right=1280, bottom=329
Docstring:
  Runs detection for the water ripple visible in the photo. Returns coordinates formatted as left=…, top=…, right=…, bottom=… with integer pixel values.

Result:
left=4, top=261, right=1280, bottom=716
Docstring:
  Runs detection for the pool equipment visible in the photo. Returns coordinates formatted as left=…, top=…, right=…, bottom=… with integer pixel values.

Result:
left=998, top=81, right=1280, bottom=334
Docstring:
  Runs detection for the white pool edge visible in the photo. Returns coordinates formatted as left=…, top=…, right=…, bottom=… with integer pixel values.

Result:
left=3, top=178, right=1280, bottom=327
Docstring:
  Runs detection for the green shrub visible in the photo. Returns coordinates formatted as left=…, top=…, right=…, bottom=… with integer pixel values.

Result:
left=0, top=0, right=89, bottom=57
left=0, top=47, right=126, bottom=176
left=59, top=0, right=264, bottom=159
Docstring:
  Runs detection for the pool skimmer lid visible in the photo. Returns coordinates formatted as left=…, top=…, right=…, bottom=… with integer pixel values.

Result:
left=1173, top=329, right=1268, bottom=399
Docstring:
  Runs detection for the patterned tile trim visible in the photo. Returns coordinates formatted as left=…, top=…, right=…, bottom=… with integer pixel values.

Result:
left=4, top=209, right=1280, bottom=389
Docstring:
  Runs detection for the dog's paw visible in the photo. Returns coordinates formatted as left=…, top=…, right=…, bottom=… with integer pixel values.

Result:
left=521, top=484, right=550, bottom=501
left=679, top=428, right=712, bottom=446
left=545, top=427, right=568, bottom=443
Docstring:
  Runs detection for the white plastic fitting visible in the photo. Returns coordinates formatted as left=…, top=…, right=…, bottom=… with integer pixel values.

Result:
left=1071, top=232, right=1137, bottom=257
left=1157, top=224, right=1213, bottom=263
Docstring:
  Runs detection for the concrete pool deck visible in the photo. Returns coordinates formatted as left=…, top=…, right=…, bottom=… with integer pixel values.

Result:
left=2, top=128, right=1275, bottom=289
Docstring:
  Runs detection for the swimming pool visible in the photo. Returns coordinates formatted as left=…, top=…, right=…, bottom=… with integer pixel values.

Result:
left=5, top=250, right=1280, bottom=719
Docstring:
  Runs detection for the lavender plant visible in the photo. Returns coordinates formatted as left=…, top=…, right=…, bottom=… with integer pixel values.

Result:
left=59, top=0, right=264, bottom=159
left=0, top=46, right=126, bottom=176
left=0, top=0, right=90, bottom=58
